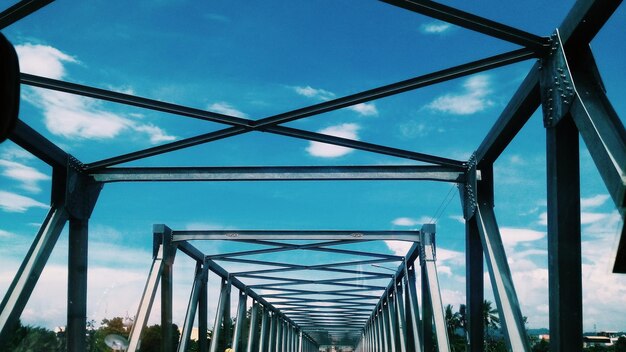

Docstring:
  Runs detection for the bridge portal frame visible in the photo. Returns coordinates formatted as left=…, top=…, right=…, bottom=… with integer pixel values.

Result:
left=0, top=0, right=624, bottom=351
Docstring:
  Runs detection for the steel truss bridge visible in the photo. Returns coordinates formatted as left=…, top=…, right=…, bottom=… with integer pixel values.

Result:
left=0, top=0, right=625, bottom=351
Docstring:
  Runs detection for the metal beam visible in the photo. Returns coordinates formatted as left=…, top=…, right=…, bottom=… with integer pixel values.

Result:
left=67, top=217, right=88, bottom=352
left=475, top=203, right=530, bottom=351
left=0, top=0, right=53, bottom=29
left=566, top=48, right=626, bottom=272
left=179, top=262, right=208, bottom=352
left=9, top=119, right=68, bottom=169
left=71, top=49, right=531, bottom=170
left=0, top=207, right=68, bottom=345
left=128, top=243, right=165, bottom=352
left=546, top=114, right=583, bottom=351
left=380, top=0, right=548, bottom=51
left=90, top=165, right=465, bottom=183
left=172, top=230, right=420, bottom=242
left=475, top=0, right=623, bottom=167
left=465, top=216, right=484, bottom=352
left=232, top=290, right=248, bottom=352
left=209, top=278, right=231, bottom=352
left=247, top=302, right=260, bottom=352
left=158, top=226, right=176, bottom=352
left=419, top=226, right=451, bottom=352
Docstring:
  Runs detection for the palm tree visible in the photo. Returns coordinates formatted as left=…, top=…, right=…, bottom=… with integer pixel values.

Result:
left=445, top=304, right=462, bottom=337
left=482, top=300, right=500, bottom=336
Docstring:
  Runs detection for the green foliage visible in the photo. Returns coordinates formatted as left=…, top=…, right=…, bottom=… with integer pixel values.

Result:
left=532, top=338, right=549, bottom=352
left=0, top=321, right=63, bottom=352
left=616, top=337, right=626, bottom=352
left=137, top=323, right=180, bottom=352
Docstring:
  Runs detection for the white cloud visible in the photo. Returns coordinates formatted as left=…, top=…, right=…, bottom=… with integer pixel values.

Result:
left=392, top=217, right=420, bottom=227
left=1, top=146, right=34, bottom=161
left=132, top=123, right=177, bottom=144
left=16, top=43, right=77, bottom=79
left=385, top=240, right=413, bottom=256
left=500, top=227, right=546, bottom=247
left=306, top=123, right=359, bottom=158
left=0, top=229, right=15, bottom=238
left=0, top=159, right=50, bottom=193
left=422, top=22, right=452, bottom=34
left=0, top=190, right=48, bottom=212
left=581, top=212, right=610, bottom=224
left=208, top=102, right=249, bottom=118
left=538, top=212, right=548, bottom=226
left=448, top=215, right=465, bottom=224
left=581, top=194, right=610, bottom=209
left=17, top=43, right=175, bottom=144
left=347, top=103, right=378, bottom=117
left=293, top=86, right=336, bottom=101
left=426, top=75, right=494, bottom=115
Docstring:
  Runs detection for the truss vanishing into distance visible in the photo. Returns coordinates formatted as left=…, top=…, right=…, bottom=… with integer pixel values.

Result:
left=0, top=0, right=625, bottom=351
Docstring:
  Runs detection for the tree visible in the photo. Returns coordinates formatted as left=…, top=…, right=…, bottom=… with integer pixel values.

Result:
left=445, top=304, right=461, bottom=337
left=482, top=300, right=500, bottom=336
left=0, top=321, right=62, bottom=352
left=12, top=326, right=61, bottom=352
left=616, top=336, right=626, bottom=352
left=139, top=323, right=181, bottom=352
left=531, top=338, right=549, bottom=352
left=90, top=316, right=130, bottom=352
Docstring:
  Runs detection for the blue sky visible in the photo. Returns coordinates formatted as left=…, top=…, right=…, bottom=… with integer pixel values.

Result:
left=1, top=0, right=625, bottom=333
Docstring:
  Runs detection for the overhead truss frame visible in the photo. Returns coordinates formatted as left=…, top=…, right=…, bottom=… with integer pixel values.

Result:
left=0, top=0, right=624, bottom=351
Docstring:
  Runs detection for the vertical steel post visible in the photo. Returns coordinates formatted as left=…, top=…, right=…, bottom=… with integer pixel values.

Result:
left=276, top=318, right=283, bottom=352
left=376, top=307, right=387, bottom=352
left=210, top=278, right=231, bottom=352
left=200, top=264, right=209, bottom=352
left=259, top=308, right=269, bottom=352
left=405, top=264, right=423, bottom=352
left=298, top=330, right=303, bottom=352
left=387, top=293, right=398, bottom=351
left=179, top=262, right=207, bottom=352
left=382, top=302, right=391, bottom=350
left=267, top=313, right=277, bottom=352
left=394, top=281, right=408, bottom=352
left=67, top=217, right=88, bottom=352
left=0, top=207, right=68, bottom=345
left=128, top=242, right=165, bottom=352
left=547, top=115, right=582, bottom=351
left=466, top=215, right=484, bottom=352
left=420, top=225, right=451, bottom=352
left=158, top=225, right=176, bottom=352
left=232, top=290, right=248, bottom=351
left=420, top=264, right=433, bottom=352
left=247, top=301, right=259, bottom=352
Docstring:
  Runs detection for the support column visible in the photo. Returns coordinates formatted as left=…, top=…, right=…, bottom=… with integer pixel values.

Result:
left=247, top=301, right=259, bottom=352
left=267, top=313, right=277, bottom=352
left=232, top=290, right=248, bottom=351
left=179, top=262, right=208, bottom=352
left=159, top=225, right=176, bottom=352
left=466, top=215, right=484, bottom=352
left=259, top=308, right=269, bottom=352
left=387, top=293, right=398, bottom=351
left=547, top=115, right=582, bottom=351
left=394, top=281, right=408, bottom=352
left=67, top=218, right=88, bottom=352
left=404, top=263, right=422, bottom=352
left=420, top=264, right=433, bottom=352
left=420, top=225, right=451, bottom=352
left=210, top=278, right=231, bottom=352
left=200, top=264, right=209, bottom=352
